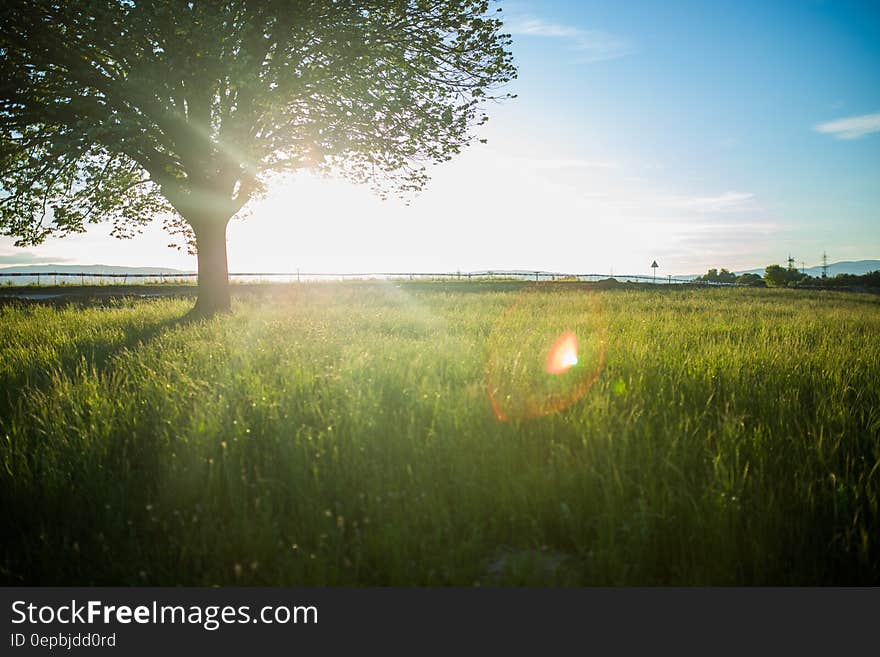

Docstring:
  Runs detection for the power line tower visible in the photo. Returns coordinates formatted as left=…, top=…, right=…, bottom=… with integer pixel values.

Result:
left=821, top=251, right=829, bottom=279
left=787, top=254, right=795, bottom=271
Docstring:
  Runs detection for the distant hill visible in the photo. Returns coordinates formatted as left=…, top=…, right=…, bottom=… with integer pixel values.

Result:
left=735, top=260, right=880, bottom=278
left=0, top=264, right=189, bottom=275
left=2, top=260, right=878, bottom=281
left=681, top=260, right=880, bottom=279
left=0, top=263, right=192, bottom=286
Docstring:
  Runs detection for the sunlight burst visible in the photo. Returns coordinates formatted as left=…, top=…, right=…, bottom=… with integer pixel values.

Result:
left=545, top=331, right=579, bottom=375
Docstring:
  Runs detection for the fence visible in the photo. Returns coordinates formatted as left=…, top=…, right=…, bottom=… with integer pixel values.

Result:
left=0, top=270, right=723, bottom=286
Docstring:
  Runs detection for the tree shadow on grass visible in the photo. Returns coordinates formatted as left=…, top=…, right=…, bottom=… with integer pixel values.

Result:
left=0, top=302, right=202, bottom=421
left=0, top=302, right=211, bottom=585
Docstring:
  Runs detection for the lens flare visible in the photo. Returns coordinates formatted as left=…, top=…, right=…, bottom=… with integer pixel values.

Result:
left=485, top=288, right=608, bottom=422
left=546, top=331, right=578, bottom=374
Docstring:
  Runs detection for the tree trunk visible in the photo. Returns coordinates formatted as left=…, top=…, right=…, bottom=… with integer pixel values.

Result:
left=191, top=216, right=231, bottom=316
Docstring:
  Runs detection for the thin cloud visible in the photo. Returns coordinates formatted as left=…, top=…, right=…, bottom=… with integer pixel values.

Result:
left=814, top=112, right=880, bottom=140
left=525, top=158, right=617, bottom=170
left=602, top=191, right=757, bottom=214
left=506, top=17, right=632, bottom=63
left=0, top=251, right=70, bottom=266
left=670, top=220, right=784, bottom=236
left=659, top=191, right=755, bottom=212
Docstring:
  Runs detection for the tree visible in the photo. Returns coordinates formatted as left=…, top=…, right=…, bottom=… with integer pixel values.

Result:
left=821, top=270, right=880, bottom=288
left=764, top=265, right=787, bottom=286
left=696, top=267, right=737, bottom=284
left=0, top=1, right=516, bottom=314
left=735, top=272, right=763, bottom=286
left=764, top=263, right=807, bottom=287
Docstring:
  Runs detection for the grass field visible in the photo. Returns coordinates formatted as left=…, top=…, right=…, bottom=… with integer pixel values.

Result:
left=1, top=283, right=879, bottom=585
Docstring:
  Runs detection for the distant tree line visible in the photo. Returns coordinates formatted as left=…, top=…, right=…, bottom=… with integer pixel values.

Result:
left=695, top=268, right=764, bottom=286
left=695, top=266, right=880, bottom=288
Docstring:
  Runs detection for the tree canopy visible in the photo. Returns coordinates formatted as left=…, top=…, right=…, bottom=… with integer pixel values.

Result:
left=0, top=0, right=516, bottom=312
left=696, top=267, right=737, bottom=284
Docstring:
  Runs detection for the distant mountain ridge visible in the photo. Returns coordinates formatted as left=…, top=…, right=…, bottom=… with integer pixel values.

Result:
left=680, top=260, right=880, bottom=279
left=734, top=260, right=880, bottom=278
left=0, top=264, right=190, bottom=275
left=2, top=260, right=878, bottom=279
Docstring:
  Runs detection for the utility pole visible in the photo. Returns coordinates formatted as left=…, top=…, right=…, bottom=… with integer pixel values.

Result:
left=821, top=252, right=829, bottom=279
left=801, top=260, right=805, bottom=275
left=787, top=254, right=795, bottom=271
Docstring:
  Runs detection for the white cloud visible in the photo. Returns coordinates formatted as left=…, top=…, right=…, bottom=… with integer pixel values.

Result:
left=657, top=191, right=755, bottom=212
left=588, top=190, right=757, bottom=215
left=508, top=18, right=581, bottom=39
left=517, top=158, right=617, bottom=170
left=506, top=17, right=632, bottom=63
left=814, top=112, right=880, bottom=140
left=0, top=249, right=71, bottom=266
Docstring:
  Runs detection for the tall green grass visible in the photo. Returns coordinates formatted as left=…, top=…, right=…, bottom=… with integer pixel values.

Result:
left=1, top=284, right=878, bottom=584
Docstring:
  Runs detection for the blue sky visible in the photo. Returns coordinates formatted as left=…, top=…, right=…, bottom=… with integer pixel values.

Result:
left=2, top=0, right=878, bottom=275
left=498, top=0, right=880, bottom=269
